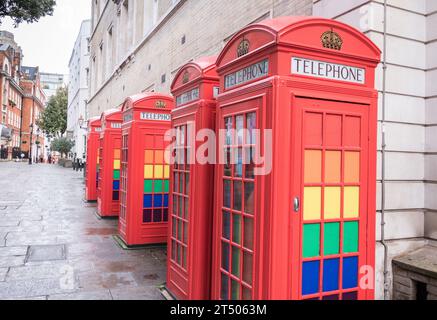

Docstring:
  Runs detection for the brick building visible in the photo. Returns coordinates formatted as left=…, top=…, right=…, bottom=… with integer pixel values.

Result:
left=86, top=0, right=437, bottom=299
left=0, top=31, right=24, bottom=160
left=20, top=66, right=46, bottom=161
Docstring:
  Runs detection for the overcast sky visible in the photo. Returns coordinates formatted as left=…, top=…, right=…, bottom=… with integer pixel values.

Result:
left=0, top=0, right=91, bottom=76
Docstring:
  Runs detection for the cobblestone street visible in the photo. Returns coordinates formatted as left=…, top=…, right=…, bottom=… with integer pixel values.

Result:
left=0, top=162, right=166, bottom=300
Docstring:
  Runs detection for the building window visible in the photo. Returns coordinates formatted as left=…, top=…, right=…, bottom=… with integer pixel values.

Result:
left=161, top=74, right=166, bottom=84
left=181, top=35, right=186, bottom=45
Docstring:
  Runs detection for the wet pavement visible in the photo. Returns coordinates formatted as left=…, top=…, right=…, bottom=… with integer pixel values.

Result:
left=0, top=162, right=166, bottom=300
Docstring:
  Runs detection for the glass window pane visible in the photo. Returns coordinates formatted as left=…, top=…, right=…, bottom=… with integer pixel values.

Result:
left=246, top=112, right=256, bottom=145
left=233, top=181, right=242, bottom=211
left=242, top=287, right=252, bottom=300
left=244, top=182, right=254, bottom=214
left=185, top=173, right=190, bottom=195
left=221, top=273, right=229, bottom=300
left=183, top=246, right=187, bottom=269
left=231, top=246, right=241, bottom=278
left=222, top=211, right=231, bottom=240
left=223, top=180, right=231, bottom=208
left=244, top=217, right=254, bottom=251
left=179, top=174, right=184, bottom=194
left=183, top=222, right=188, bottom=244
left=172, top=218, right=177, bottom=237
left=224, top=148, right=232, bottom=176
left=178, top=219, right=182, bottom=241
left=243, top=251, right=253, bottom=286
left=236, top=115, right=244, bottom=145
left=225, top=117, right=233, bottom=145
left=231, top=279, right=240, bottom=300
left=232, top=214, right=242, bottom=245
left=171, top=240, right=176, bottom=261
left=222, top=241, right=230, bottom=271
left=245, top=147, right=255, bottom=179
left=173, top=195, right=178, bottom=217
left=177, top=244, right=182, bottom=265
left=174, top=172, right=179, bottom=192
left=179, top=196, right=183, bottom=218
left=235, top=147, right=243, bottom=177
left=184, top=197, right=189, bottom=220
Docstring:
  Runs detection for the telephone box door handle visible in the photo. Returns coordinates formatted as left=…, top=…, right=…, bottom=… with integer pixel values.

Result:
left=294, top=197, right=300, bottom=213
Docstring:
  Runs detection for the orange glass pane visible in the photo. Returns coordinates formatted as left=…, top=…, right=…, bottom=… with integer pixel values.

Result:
left=155, top=150, right=164, bottom=164
left=145, top=150, right=154, bottom=164
left=304, top=150, right=322, bottom=184
left=114, top=149, right=121, bottom=159
left=345, top=152, right=360, bottom=183
left=325, top=151, right=341, bottom=183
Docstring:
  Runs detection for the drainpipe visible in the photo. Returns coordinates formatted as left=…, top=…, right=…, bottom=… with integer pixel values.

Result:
left=381, top=0, right=389, bottom=300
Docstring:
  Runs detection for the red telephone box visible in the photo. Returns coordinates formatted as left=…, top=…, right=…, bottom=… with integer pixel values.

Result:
left=97, top=108, right=123, bottom=218
left=85, top=117, right=101, bottom=202
left=166, top=57, right=219, bottom=300
left=211, top=17, right=380, bottom=300
left=118, top=93, right=174, bottom=246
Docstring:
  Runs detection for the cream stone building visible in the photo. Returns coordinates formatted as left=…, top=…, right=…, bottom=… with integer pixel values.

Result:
left=87, top=0, right=437, bottom=300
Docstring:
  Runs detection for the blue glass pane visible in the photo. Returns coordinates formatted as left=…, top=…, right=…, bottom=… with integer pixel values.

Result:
left=302, top=260, right=320, bottom=295
left=143, top=195, right=153, bottom=208
left=154, top=194, right=163, bottom=207
left=113, top=181, right=120, bottom=190
left=323, top=258, right=339, bottom=292
left=163, top=194, right=169, bottom=207
left=343, top=257, right=358, bottom=289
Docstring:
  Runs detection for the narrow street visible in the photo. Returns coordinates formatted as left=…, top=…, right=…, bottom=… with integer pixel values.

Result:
left=0, top=162, right=166, bottom=300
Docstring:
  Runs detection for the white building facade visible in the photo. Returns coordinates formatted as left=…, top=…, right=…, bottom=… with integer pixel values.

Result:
left=68, top=20, right=91, bottom=160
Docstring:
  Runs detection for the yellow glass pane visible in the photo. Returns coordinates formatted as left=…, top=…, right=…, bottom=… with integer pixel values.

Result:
left=113, top=160, right=120, bottom=170
left=325, top=151, right=341, bottom=183
left=344, top=187, right=360, bottom=218
left=304, top=150, right=322, bottom=183
left=154, top=165, right=164, bottom=179
left=324, top=187, right=341, bottom=219
left=345, top=152, right=360, bottom=183
left=164, top=165, right=170, bottom=179
left=145, top=150, right=154, bottom=164
left=114, top=149, right=121, bottom=159
left=303, top=187, right=321, bottom=221
left=144, top=165, right=154, bottom=179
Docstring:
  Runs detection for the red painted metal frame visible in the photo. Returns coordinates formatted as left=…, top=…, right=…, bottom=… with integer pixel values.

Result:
left=211, top=17, right=380, bottom=300
left=118, top=93, right=174, bottom=246
left=167, top=57, right=219, bottom=300
left=85, top=117, right=101, bottom=202
left=97, top=108, right=123, bottom=218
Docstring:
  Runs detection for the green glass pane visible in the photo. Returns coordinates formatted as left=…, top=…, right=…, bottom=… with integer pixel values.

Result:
left=324, top=222, right=340, bottom=255
left=154, top=180, right=163, bottom=193
left=113, top=170, right=120, bottom=179
left=144, top=180, right=153, bottom=193
left=344, top=221, right=359, bottom=253
left=231, top=246, right=240, bottom=278
left=303, top=224, right=320, bottom=258
left=164, top=180, right=170, bottom=193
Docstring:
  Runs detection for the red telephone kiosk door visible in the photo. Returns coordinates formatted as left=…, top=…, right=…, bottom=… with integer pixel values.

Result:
left=118, top=93, right=174, bottom=246
left=97, top=108, right=123, bottom=218
left=211, top=17, right=380, bottom=300
left=167, top=57, right=219, bottom=300
left=85, top=117, right=101, bottom=202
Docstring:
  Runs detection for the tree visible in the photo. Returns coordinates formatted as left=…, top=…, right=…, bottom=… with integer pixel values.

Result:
left=0, top=0, right=56, bottom=26
left=37, top=86, right=67, bottom=138
left=50, top=137, right=74, bottom=158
